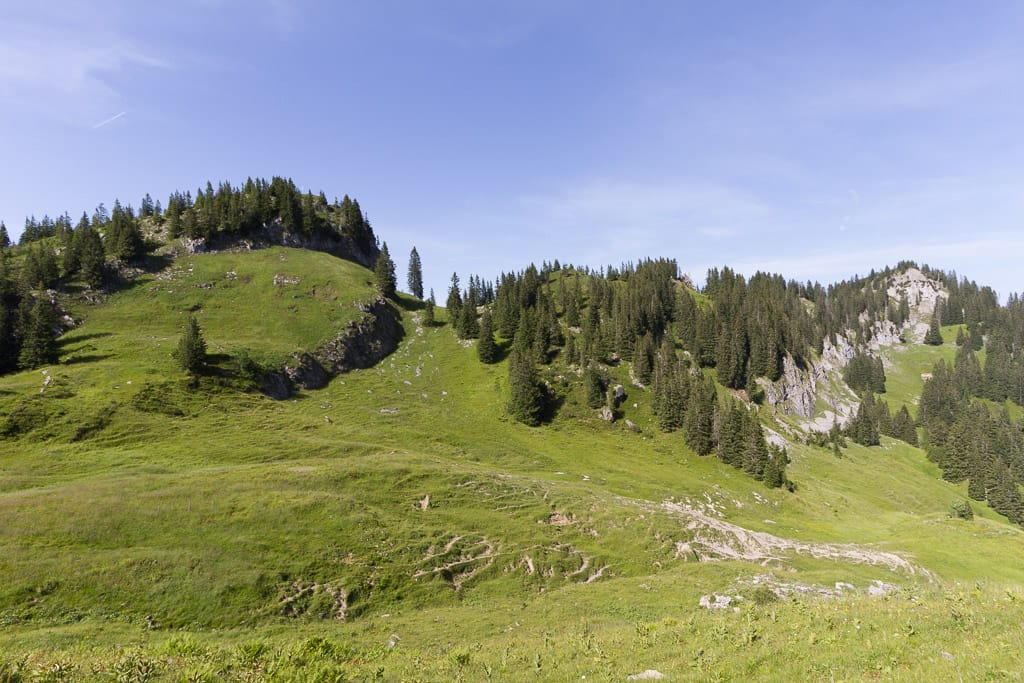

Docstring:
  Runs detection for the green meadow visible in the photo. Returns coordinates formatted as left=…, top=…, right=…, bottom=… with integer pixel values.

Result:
left=2, top=249, right=1024, bottom=681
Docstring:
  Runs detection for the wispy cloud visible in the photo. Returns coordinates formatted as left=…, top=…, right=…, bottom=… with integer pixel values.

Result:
left=0, top=14, right=167, bottom=126
left=519, top=178, right=770, bottom=235
left=804, top=52, right=1018, bottom=115
left=687, top=230, right=1024, bottom=300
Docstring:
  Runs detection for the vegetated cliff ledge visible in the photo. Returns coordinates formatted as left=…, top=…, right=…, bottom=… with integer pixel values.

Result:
left=259, top=296, right=403, bottom=399
left=178, top=217, right=380, bottom=270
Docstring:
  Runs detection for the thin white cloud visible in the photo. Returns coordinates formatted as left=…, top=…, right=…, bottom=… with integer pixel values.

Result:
left=92, top=111, right=126, bottom=129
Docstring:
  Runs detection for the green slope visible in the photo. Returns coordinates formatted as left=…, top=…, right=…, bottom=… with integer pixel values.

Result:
left=2, top=251, right=1024, bottom=680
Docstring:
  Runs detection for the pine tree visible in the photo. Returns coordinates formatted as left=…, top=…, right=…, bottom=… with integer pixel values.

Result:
left=175, top=316, right=207, bottom=375
left=0, top=222, right=9, bottom=249
left=477, top=309, right=498, bottom=363
left=374, top=242, right=397, bottom=298
left=407, top=247, right=424, bottom=299
left=18, top=298, right=58, bottom=369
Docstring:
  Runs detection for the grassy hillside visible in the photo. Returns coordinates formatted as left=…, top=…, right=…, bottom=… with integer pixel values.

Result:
left=2, top=251, right=1024, bottom=680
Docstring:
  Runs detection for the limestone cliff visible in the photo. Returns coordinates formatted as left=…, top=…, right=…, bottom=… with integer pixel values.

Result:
left=760, top=267, right=946, bottom=434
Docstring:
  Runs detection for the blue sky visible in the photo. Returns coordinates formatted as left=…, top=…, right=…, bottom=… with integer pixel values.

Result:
left=2, top=1, right=1022, bottom=299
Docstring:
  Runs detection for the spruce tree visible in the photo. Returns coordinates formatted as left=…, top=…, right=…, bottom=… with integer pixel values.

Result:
left=106, top=200, right=143, bottom=261
left=632, top=333, right=655, bottom=386
left=921, top=315, right=942, bottom=348
left=477, top=309, right=498, bottom=363
left=849, top=392, right=880, bottom=446
left=446, top=273, right=463, bottom=323
left=762, top=448, right=787, bottom=489
left=374, top=242, right=397, bottom=298
left=77, top=227, right=106, bottom=289
left=458, top=297, right=479, bottom=339
left=423, top=289, right=436, bottom=326
left=685, top=373, right=716, bottom=456
left=508, top=345, right=543, bottom=426
left=175, top=316, right=207, bottom=376
left=407, top=247, right=424, bottom=299
left=892, top=405, right=918, bottom=446
left=18, top=298, right=58, bottom=369
left=0, top=222, right=9, bottom=249
left=584, top=363, right=605, bottom=409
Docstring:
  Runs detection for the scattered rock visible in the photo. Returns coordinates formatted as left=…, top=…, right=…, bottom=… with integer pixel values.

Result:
left=625, top=419, right=639, bottom=432
left=273, top=274, right=301, bottom=286
left=699, top=593, right=734, bottom=610
left=418, top=495, right=430, bottom=511
left=868, top=580, right=898, bottom=596
left=380, top=408, right=398, bottom=415
left=598, top=406, right=615, bottom=422
left=543, top=511, right=576, bottom=526
left=612, top=384, right=627, bottom=407
left=627, top=671, right=665, bottom=681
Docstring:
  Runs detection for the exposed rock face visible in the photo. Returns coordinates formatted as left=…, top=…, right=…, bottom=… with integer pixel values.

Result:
left=181, top=218, right=380, bottom=269
left=260, top=296, right=402, bottom=399
left=760, top=267, right=946, bottom=433
left=315, top=297, right=403, bottom=374
left=284, top=353, right=329, bottom=390
left=611, top=384, right=627, bottom=408
left=258, top=372, right=291, bottom=400
left=887, top=267, right=947, bottom=343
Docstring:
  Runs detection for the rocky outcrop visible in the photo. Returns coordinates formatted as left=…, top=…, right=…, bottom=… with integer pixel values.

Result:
left=181, top=218, right=380, bottom=269
left=315, top=297, right=403, bottom=373
left=260, top=296, right=402, bottom=399
left=284, top=352, right=329, bottom=390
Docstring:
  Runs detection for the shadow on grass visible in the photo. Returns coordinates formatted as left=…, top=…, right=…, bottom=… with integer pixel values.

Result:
left=62, top=354, right=114, bottom=366
left=493, top=339, right=513, bottom=363
left=58, top=332, right=112, bottom=347
left=395, top=296, right=426, bottom=312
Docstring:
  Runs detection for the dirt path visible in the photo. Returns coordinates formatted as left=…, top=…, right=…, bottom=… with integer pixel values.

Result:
left=662, top=500, right=935, bottom=580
